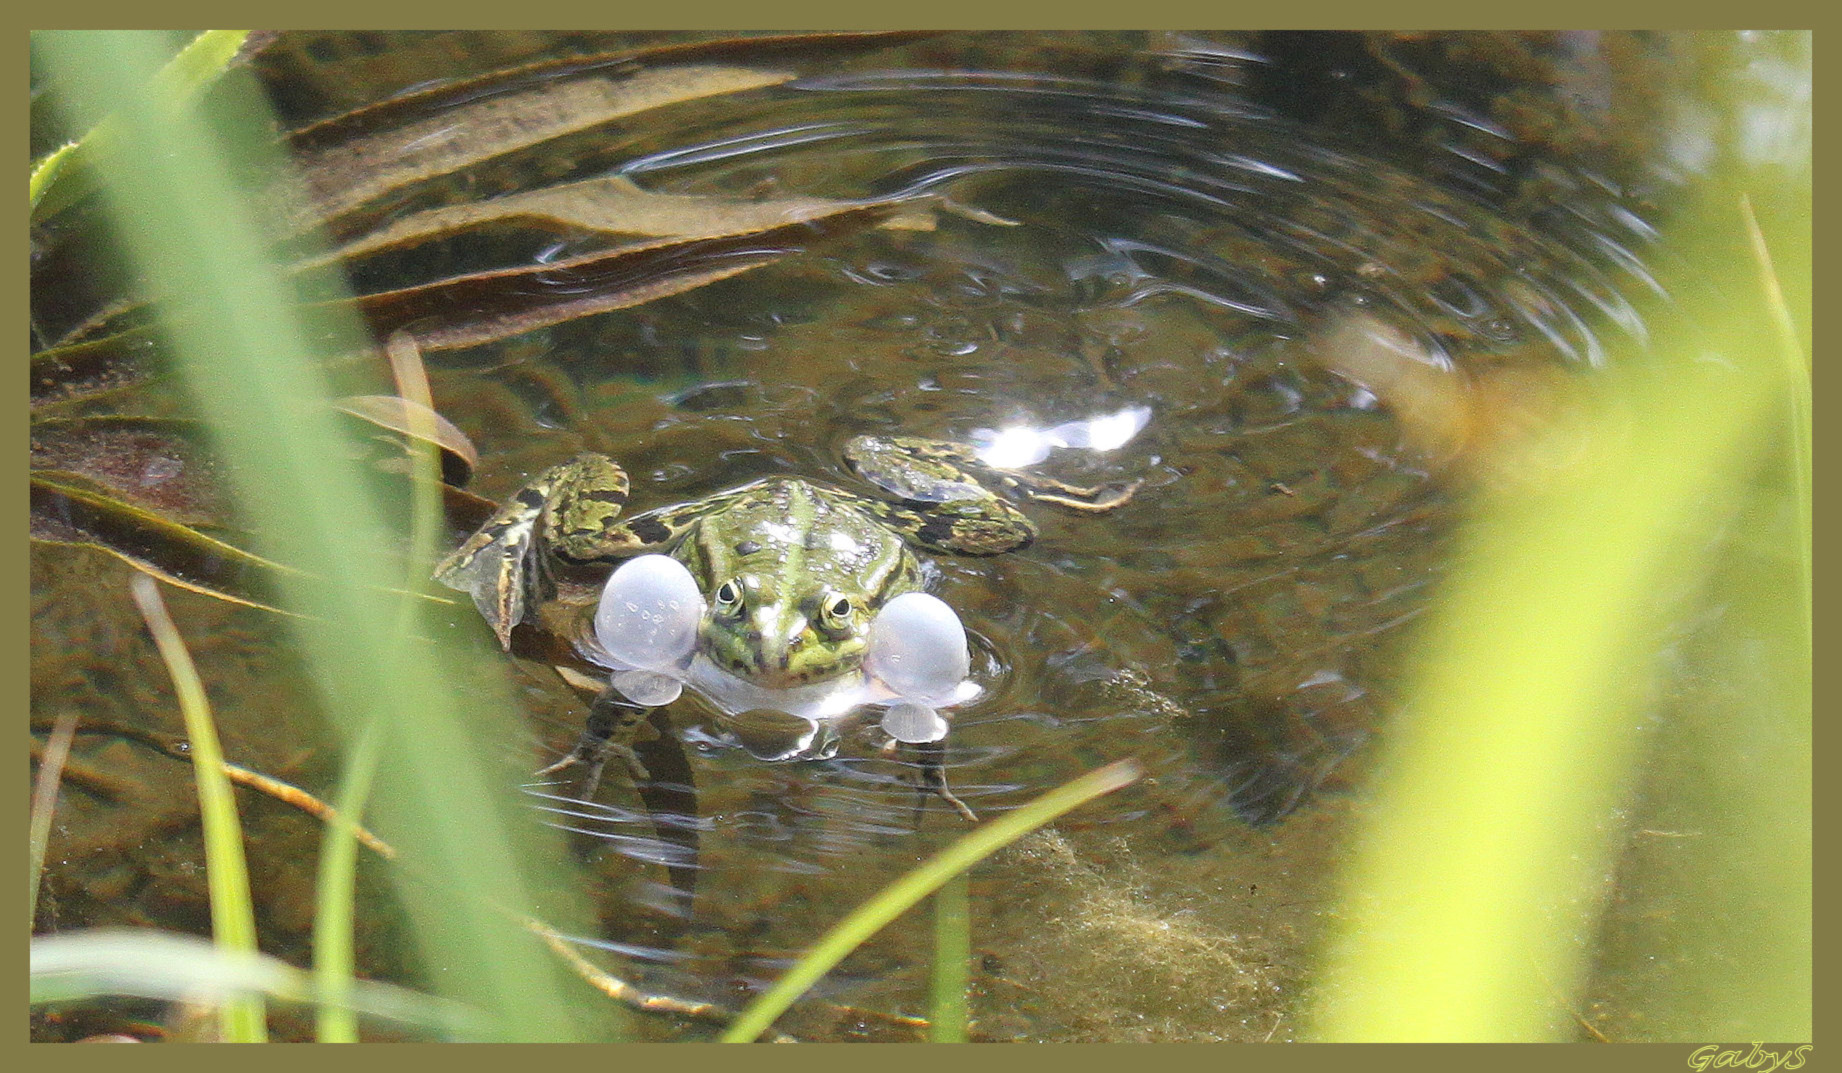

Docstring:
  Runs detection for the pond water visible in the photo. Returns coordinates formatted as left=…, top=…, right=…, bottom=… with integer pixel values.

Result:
left=31, top=31, right=1803, bottom=1042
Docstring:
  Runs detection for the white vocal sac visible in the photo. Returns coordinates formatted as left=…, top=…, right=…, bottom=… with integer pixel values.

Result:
left=864, top=591, right=971, bottom=707
left=591, top=558, right=976, bottom=749
left=593, top=555, right=703, bottom=672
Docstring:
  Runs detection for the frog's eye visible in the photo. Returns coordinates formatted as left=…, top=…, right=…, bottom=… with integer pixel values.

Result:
left=818, top=592, right=855, bottom=631
left=712, top=579, right=744, bottom=616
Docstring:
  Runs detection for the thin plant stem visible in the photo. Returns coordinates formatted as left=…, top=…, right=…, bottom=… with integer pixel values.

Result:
left=723, top=759, right=1140, bottom=1043
left=929, top=871, right=971, bottom=1043
left=312, top=720, right=384, bottom=1042
left=130, top=574, right=268, bottom=1042
left=1739, top=193, right=1811, bottom=640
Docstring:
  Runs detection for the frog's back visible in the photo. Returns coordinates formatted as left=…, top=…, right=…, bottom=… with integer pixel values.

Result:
left=677, top=477, right=922, bottom=600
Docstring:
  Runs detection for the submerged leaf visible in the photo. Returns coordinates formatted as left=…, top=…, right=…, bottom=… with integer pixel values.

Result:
left=286, top=31, right=931, bottom=148
left=335, top=394, right=479, bottom=486
left=31, top=475, right=291, bottom=613
left=349, top=201, right=913, bottom=352
left=291, top=64, right=796, bottom=232
left=30, top=325, right=167, bottom=408
left=30, top=416, right=227, bottom=525
left=29, top=393, right=506, bottom=617
left=323, top=176, right=931, bottom=265
left=33, top=33, right=943, bottom=391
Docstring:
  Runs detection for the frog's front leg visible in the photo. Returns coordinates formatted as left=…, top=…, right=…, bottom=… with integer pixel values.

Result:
left=857, top=435, right=1139, bottom=512
left=436, top=453, right=694, bottom=649
left=434, top=454, right=630, bottom=648
left=536, top=686, right=655, bottom=801
left=841, top=436, right=1037, bottom=555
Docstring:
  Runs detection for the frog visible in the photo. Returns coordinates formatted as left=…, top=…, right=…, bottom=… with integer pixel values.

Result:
left=434, top=434, right=1138, bottom=822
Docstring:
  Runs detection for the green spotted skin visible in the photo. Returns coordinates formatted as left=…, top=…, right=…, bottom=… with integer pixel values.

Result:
left=434, top=435, right=1136, bottom=683
left=674, top=477, right=922, bottom=688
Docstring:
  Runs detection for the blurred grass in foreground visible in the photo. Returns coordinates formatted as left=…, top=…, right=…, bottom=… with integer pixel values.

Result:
left=930, top=872, right=972, bottom=1043
left=1310, top=35, right=1810, bottom=1040
left=34, top=30, right=599, bottom=1041
left=31, top=930, right=484, bottom=1037
left=314, top=333, right=448, bottom=1042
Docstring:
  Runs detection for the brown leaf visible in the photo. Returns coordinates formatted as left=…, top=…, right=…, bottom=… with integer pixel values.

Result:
left=290, top=64, right=796, bottom=233
left=347, top=200, right=912, bottom=352
left=1307, top=309, right=1574, bottom=480
left=286, top=32, right=933, bottom=149
left=320, top=176, right=929, bottom=265
left=31, top=475, right=291, bottom=614
left=30, top=33, right=944, bottom=407
left=442, top=484, right=502, bottom=540
left=30, top=417, right=227, bottom=526
left=334, top=395, right=479, bottom=486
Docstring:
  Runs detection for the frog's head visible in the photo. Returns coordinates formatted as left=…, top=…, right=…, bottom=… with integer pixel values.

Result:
left=701, top=572, right=873, bottom=690
left=594, top=555, right=973, bottom=729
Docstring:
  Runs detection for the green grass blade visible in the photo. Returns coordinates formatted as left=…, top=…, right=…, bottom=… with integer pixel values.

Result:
left=37, top=31, right=596, bottom=1038
left=37, top=30, right=595, bottom=1041
left=151, top=30, right=252, bottom=97
left=28, top=141, right=78, bottom=211
left=929, top=871, right=971, bottom=1043
left=312, top=721, right=383, bottom=1042
left=1739, top=193, right=1811, bottom=640
left=314, top=334, right=445, bottom=1043
left=130, top=575, right=267, bottom=1042
left=723, top=759, right=1140, bottom=1043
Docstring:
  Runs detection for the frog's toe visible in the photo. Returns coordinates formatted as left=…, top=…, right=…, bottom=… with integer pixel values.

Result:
left=1024, top=476, right=1142, bottom=512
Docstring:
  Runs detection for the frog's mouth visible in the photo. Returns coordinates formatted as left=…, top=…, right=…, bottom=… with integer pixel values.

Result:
left=703, top=626, right=868, bottom=693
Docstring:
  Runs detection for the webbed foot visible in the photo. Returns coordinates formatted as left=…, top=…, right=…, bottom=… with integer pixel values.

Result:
left=537, top=687, right=655, bottom=799
left=909, top=739, right=979, bottom=824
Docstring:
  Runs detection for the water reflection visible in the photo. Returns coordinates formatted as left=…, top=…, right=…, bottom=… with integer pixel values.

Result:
left=33, top=31, right=1719, bottom=1041
left=478, top=47, right=1664, bottom=1003
left=969, top=405, right=1152, bottom=469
